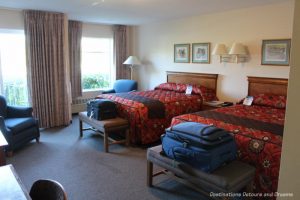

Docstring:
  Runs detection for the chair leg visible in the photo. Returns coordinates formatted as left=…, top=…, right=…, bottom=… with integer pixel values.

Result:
left=79, top=120, right=83, bottom=137
left=147, top=160, right=153, bottom=187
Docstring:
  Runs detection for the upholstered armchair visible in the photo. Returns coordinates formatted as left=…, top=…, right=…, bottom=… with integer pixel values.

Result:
left=102, top=79, right=138, bottom=94
left=0, top=95, right=40, bottom=155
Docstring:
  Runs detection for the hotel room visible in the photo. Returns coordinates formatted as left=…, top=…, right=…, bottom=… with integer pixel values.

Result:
left=0, top=0, right=299, bottom=199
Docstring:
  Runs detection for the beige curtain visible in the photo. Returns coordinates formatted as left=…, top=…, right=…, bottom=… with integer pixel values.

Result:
left=68, top=20, right=82, bottom=98
left=113, top=25, right=130, bottom=79
left=24, top=10, right=71, bottom=128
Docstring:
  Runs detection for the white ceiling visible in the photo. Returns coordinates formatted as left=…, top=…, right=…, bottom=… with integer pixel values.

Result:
left=0, top=0, right=291, bottom=25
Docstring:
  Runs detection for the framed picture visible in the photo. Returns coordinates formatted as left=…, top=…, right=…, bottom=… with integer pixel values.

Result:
left=192, top=43, right=210, bottom=63
left=174, top=44, right=190, bottom=63
left=261, top=39, right=291, bottom=66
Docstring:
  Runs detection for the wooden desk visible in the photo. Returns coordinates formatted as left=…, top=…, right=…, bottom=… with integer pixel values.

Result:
left=0, top=131, right=8, bottom=166
left=0, top=164, right=31, bottom=200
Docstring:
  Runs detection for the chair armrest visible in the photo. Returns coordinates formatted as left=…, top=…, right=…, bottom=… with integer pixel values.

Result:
left=102, top=89, right=116, bottom=94
left=0, top=116, right=9, bottom=134
left=7, top=106, right=33, bottom=118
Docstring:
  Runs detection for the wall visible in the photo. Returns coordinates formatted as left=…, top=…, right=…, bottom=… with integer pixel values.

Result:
left=0, top=9, right=23, bottom=30
left=277, top=0, right=300, bottom=199
left=134, top=1, right=294, bottom=102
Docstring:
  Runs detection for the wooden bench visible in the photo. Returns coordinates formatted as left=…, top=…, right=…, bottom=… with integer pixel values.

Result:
left=147, top=145, right=255, bottom=199
left=79, top=112, right=129, bottom=152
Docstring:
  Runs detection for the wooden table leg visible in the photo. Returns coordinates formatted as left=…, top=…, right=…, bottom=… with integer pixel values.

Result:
left=79, top=120, right=83, bottom=137
left=0, top=147, right=6, bottom=166
left=125, top=129, right=130, bottom=146
left=104, top=131, right=109, bottom=153
left=147, top=160, right=153, bottom=187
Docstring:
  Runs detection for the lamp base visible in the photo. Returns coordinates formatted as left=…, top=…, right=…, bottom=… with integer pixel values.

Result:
left=129, top=65, right=134, bottom=80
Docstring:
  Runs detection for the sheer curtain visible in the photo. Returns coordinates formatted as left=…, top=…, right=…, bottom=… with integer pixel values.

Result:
left=68, top=20, right=82, bottom=98
left=113, top=25, right=130, bottom=80
left=0, top=31, right=29, bottom=106
left=24, top=10, right=71, bottom=128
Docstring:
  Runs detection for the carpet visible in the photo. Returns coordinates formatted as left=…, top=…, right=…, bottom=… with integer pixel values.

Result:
left=7, top=116, right=205, bottom=200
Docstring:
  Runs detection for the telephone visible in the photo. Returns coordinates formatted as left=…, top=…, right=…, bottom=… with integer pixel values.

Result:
left=220, top=102, right=233, bottom=107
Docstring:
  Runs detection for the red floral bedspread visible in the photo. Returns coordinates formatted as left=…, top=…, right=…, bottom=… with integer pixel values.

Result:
left=171, top=104, right=285, bottom=197
left=97, top=90, right=202, bottom=144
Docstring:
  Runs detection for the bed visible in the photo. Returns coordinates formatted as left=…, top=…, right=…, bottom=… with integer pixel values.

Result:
left=97, top=71, right=218, bottom=144
left=170, top=76, right=288, bottom=197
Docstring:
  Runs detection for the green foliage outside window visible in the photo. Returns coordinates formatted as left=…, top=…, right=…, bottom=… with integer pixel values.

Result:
left=82, top=74, right=110, bottom=90
left=3, top=81, right=29, bottom=106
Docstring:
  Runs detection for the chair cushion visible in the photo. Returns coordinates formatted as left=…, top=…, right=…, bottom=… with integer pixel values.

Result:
left=5, top=118, right=37, bottom=135
left=114, top=79, right=137, bottom=93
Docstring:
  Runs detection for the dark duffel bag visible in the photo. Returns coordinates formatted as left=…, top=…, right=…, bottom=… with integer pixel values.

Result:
left=161, top=122, right=237, bottom=172
left=87, top=99, right=117, bottom=120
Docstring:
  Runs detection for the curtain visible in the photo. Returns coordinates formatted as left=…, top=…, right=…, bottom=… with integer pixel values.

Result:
left=68, top=20, right=82, bottom=98
left=113, top=25, right=130, bottom=80
left=24, top=10, right=72, bottom=128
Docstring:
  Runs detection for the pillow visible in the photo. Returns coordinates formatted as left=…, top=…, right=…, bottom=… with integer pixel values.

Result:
left=155, top=82, right=218, bottom=101
left=252, top=94, right=286, bottom=109
left=154, top=82, right=186, bottom=93
left=193, top=85, right=218, bottom=102
left=238, top=94, right=287, bottom=109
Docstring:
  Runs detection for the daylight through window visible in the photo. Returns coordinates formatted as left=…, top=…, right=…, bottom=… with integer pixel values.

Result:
left=0, top=30, right=28, bottom=106
left=81, top=37, right=113, bottom=91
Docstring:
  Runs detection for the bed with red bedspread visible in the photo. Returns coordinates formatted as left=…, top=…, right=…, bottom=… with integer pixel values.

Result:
left=97, top=89, right=203, bottom=144
left=170, top=94, right=287, bottom=197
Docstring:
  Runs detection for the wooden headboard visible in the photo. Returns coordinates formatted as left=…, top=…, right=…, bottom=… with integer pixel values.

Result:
left=166, top=71, right=218, bottom=90
left=248, top=76, right=288, bottom=96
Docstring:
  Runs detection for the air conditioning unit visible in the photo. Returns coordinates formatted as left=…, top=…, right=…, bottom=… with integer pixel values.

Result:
left=71, top=91, right=101, bottom=114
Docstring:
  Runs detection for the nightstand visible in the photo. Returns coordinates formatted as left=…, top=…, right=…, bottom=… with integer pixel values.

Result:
left=202, top=101, right=233, bottom=111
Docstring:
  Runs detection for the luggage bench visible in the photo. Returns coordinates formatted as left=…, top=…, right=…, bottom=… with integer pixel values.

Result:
left=147, top=145, right=256, bottom=199
left=79, top=112, right=129, bottom=152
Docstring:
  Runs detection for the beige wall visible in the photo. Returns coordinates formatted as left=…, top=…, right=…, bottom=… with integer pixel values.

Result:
left=0, top=9, right=23, bottom=30
left=277, top=0, right=300, bottom=199
left=134, top=1, right=294, bottom=102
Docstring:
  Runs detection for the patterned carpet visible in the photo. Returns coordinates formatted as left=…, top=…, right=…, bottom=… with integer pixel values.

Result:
left=7, top=115, right=203, bottom=200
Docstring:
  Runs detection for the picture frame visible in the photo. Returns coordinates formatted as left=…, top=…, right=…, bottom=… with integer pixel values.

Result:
left=261, top=39, right=291, bottom=66
left=174, top=44, right=190, bottom=63
left=192, top=43, right=210, bottom=63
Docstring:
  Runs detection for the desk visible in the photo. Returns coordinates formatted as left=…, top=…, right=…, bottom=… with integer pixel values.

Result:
left=0, top=131, right=8, bottom=166
left=0, top=164, right=31, bottom=200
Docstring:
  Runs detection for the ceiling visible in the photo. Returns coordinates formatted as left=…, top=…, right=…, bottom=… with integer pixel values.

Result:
left=0, top=0, right=291, bottom=25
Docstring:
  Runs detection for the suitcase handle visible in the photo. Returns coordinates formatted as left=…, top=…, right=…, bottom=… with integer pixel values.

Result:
left=172, top=147, right=193, bottom=162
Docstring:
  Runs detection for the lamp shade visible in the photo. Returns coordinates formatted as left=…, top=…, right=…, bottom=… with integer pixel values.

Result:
left=229, top=43, right=247, bottom=55
left=212, top=44, right=227, bottom=55
left=123, top=56, right=141, bottom=65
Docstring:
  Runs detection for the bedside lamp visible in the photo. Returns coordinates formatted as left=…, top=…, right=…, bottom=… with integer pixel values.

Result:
left=212, top=44, right=229, bottom=63
left=123, top=56, right=141, bottom=80
left=229, top=43, right=247, bottom=63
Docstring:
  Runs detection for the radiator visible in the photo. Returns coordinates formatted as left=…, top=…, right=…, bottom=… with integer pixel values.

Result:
left=71, top=97, right=93, bottom=114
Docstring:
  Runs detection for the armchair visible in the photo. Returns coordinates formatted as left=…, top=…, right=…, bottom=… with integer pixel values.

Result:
left=102, top=79, right=138, bottom=94
left=0, top=95, right=40, bottom=155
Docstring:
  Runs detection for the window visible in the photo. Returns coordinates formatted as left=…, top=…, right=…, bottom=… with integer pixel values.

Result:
left=0, top=30, right=29, bottom=106
left=81, top=37, right=114, bottom=91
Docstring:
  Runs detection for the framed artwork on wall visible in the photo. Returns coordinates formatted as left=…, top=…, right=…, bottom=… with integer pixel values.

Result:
left=261, top=39, right=291, bottom=66
left=174, top=44, right=190, bottom=63
left=192, top=43, right=210, bottom=63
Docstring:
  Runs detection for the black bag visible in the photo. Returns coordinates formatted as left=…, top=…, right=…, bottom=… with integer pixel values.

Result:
left=161, top=122, right=237, bottom=172
left=87, top=99, right=117, bottom=120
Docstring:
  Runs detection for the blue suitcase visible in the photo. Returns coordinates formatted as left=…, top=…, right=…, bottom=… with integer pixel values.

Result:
left=87, top=99, right=117, bottom=120
left=161, top=122, right=237, bottom=172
